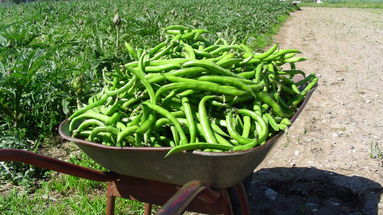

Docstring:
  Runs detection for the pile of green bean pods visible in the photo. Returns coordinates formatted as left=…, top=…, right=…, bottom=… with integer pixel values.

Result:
left=68, top=25, right=318, bottom=156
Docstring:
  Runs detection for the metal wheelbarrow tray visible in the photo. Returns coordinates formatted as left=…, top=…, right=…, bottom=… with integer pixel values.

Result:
left=59, top=87, right=316, bottom=189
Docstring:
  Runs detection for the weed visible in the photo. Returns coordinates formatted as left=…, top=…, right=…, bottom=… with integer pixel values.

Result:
left=369, top=141, right=382, bottom=159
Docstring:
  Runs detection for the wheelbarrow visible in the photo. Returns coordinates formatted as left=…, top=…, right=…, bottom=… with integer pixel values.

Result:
left=0, top=87, right=316, bottom=215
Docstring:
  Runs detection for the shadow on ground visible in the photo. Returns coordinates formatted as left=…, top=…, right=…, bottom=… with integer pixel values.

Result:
left=243, top=167, right=382, bottom=215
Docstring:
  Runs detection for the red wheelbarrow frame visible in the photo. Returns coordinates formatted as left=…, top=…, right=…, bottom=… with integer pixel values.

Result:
left=0, top=149, right=249, bottom=215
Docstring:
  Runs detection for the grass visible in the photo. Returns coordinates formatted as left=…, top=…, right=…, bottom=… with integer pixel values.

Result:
left=0, top=0, right=297, bottom=213
left=0, top=181, right=145, bottom=215
left=0, top=147, right=146, bottom=215
left=253, top=14, right=291, bottom=48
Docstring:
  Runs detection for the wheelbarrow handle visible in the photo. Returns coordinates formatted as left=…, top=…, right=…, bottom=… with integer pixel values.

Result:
left=0, top=149, right=114, bottom=182
left=156, top=180, right=207, bottom=215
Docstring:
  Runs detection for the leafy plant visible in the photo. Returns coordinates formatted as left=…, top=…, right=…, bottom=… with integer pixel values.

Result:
left=0, top=124, right=44, bottom=186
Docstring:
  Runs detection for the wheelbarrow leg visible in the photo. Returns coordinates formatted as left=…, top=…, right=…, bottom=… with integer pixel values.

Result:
left=157, top=180, right=207, bottom=215
left=144, top=203, right=152, bottom=215
left=233, top=183, right=250, bottom=215
left=106, top=182, right=116, bottom=215
left=221, top=189, right=234, bottom=215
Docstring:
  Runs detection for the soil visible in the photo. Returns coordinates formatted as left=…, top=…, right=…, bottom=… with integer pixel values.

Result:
left=244, top=7, right=383, bottom=215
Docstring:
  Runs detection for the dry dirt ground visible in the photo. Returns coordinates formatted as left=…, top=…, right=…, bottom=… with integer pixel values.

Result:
left=243, top=7, right=383, bottom=215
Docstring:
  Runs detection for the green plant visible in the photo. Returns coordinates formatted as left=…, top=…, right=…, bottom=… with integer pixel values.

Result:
left=370, top=141, right=382, bottom=159
left=0, top=125, right=44, bottom=186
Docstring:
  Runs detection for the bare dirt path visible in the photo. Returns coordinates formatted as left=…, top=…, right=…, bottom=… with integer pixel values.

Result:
left=246, top=7, right=383, bottom=215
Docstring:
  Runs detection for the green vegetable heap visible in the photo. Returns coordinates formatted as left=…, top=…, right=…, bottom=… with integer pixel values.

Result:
left=68, top=25, right=318, bottom=156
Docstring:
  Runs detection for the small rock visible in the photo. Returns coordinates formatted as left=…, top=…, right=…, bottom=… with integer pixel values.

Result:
left=365, top=100, right=372, bottom=104
left=330, top=201, right=341, bottom=206
left=350, top=145, right=355, bottom=149
left=41, top=195, right=57, bottom=202
left=291, top=162, right=296, bottom=167
left=295, top=151, right=300, bottom=156
left=338, top=78, right=345, bottom=81
left=264, top=188, right=278, bottom=201
left=305, top=202, right=317, bottom=207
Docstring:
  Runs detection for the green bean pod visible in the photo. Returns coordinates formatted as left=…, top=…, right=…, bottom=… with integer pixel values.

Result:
left=155, top=82, right=246, bottom=102
left=89, top=126, right=119, bottom=142
left=242, top=116, right=251, bottom=138
left=165, top=143, right=233, bottom=157
left=69, top=94, right=108, bottom=120
left=144, top=102, right=188, bottom=145
left=182, top=97, right=196, bottom=143
left=125, top=42, right=139, bottom=60
left=183, top=60, right=245, bottom=79
left=226, top=111, right=254, bottom=145
left=198, top=96, right=218, bottom=144
left=73, top=119, right=105, bottom=136
left=253, top=44, right=278, bottom=60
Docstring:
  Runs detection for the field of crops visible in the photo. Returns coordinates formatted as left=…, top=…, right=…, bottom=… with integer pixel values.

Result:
left=0, top=0, right=298, bottom=213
